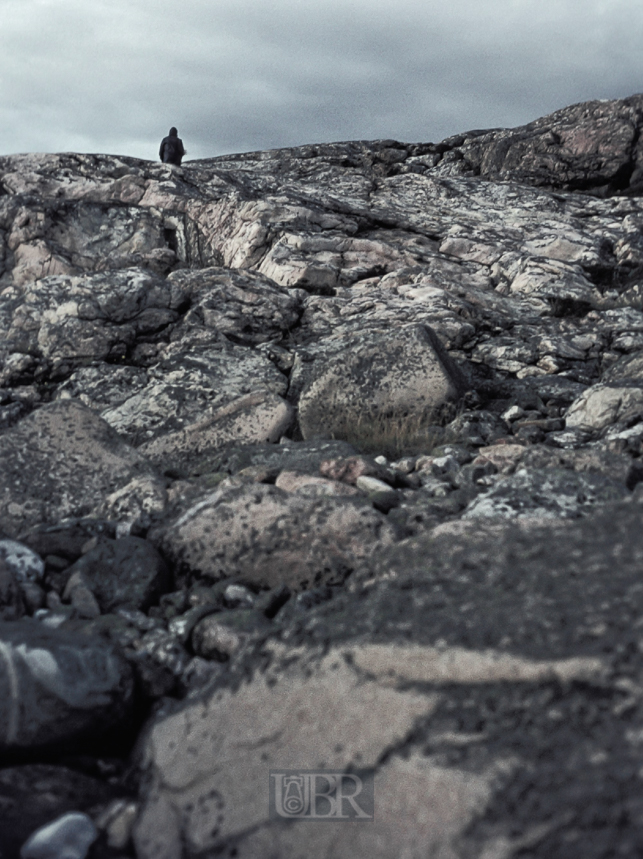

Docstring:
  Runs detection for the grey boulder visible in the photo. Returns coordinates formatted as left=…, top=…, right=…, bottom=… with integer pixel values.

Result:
left=154, top=482, right=399, bottom=590
left=0, top=620, right=133, bottom=751
left=0, top=400, right=157, bottom=538
left=292, top=323, right=467, bottom=441
left=62, top=536, right=170, bottom=613
left=462, top=467, right=627, bottom=520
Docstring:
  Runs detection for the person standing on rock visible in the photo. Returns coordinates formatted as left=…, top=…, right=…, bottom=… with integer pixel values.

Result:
left=159, top=127, right=185, bottom=166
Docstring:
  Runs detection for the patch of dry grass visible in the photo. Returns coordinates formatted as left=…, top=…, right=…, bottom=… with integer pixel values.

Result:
left=328, top=402, right=459, bottom=459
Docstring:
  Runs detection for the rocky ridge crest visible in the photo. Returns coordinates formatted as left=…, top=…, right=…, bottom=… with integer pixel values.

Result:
left=3, top=95, right=643, bottom=857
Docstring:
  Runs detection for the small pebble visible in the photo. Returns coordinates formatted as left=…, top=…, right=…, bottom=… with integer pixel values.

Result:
left=223, top=584, right=255, bottom=608
left=501, top=405, right=525, bottom=422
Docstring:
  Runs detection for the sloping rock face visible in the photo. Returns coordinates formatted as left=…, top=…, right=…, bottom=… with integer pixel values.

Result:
left=428, top=95, right=643, bottom=195
left=4, top=95, right=643, bottom=857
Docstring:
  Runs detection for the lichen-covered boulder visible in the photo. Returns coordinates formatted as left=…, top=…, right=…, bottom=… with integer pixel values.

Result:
left=462, top=467, right=627, bottom=520
left=292, top=323, right=467, bottom=441
left=565, top=383, right=643, bottom=432
left=0, top=401, right=158, bottom=538
left=139, top=391, right=294, bottom=471
left=153, top=483, right=398, bottom=590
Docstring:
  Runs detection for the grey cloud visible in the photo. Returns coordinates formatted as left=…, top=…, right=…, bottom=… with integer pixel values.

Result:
left=0, top=0, right=642, bottom=160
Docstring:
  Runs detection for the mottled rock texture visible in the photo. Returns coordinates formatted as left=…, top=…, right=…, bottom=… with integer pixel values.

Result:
left=4, top=95, right=643, bottom=858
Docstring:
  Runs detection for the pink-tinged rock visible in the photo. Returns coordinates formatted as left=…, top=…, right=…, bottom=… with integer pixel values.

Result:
left=274, top=470, right=360, bottom=497
left=319, top=456, right=392, bottom=485
left=474, top=443, right=526, bottom=474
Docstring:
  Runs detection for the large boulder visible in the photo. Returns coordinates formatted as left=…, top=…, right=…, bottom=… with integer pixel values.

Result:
left=130, top=497, right=643, bottom=858
left=0, top=268, right=184, bottom=377
left=0, top=620, right=133, bottom=751
left=153, top=483, right=398, bottom=590
left=133, top=633, right=606, bottom=858
left=0, top=400, right=158, bottom=538
left=166, top=266, right=304, bottom=345
left=58, top=343, right=288, bottom=447
left=292, top=324, right=467, bottom=441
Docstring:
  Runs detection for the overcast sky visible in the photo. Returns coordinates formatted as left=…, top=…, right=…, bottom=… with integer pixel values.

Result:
left=1, top=0, right=641, bottom=162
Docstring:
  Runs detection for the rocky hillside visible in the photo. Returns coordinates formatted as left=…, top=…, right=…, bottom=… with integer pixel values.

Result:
left=3, top=94, right=643, bottom=858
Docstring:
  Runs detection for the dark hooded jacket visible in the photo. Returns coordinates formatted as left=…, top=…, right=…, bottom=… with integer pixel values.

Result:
left=159, top=127, right=185, bottom=165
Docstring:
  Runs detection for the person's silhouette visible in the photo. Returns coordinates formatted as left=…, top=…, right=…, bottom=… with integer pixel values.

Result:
left=159, top=127, right=185, bottom=165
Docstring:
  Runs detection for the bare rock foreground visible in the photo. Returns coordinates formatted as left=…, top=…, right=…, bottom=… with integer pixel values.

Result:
left=3, top=95, right=643, bottom=857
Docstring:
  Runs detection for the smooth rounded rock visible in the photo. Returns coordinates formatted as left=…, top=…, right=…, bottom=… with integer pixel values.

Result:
left=20, top=812, right=98, bottom=859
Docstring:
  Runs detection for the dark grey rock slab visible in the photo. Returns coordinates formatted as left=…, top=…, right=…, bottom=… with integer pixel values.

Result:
left=461, top=467, right=628, bottom=520
left=63, top=536, right=170, bottom=613
left=0, top=620, right=134, bottom=752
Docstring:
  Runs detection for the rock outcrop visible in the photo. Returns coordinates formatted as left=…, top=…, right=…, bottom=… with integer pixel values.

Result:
left=3, top=94, right=643, bottom=857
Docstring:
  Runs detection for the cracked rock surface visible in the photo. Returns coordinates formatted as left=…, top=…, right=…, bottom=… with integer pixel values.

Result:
left=3, top=94, right=643, bottom=857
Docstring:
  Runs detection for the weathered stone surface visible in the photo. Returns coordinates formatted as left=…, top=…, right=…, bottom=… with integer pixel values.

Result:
left=95, top=473, right=168, bottom=534
left=139, top=391, right=294, bottom=470
left=166, top=266, right=304, bottom=344
left=5, top=97, right=643, bottom=857
left=61, top=343, right=288, bottom=447
left=0, top=401, right=157, bottom=538
left=565, top=383, right=643, bottom=432
left=428, top=94, right=643, bottom=194
left=133, top=642, right=442, bottom=858
left=0, top=268, right=185, bottom=376
left=62, top=536, right=170, bottom=613
left=462, top=467, right=627, bottom=520
left=133, top=634, right=606, bottom=858
left=293, top=323, right=467, bottom=440
left=274, top=469, right=360, bottom=497
left=0, top=620, right=133, bottom=751
left=154, top=483, right=398, bottom=590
